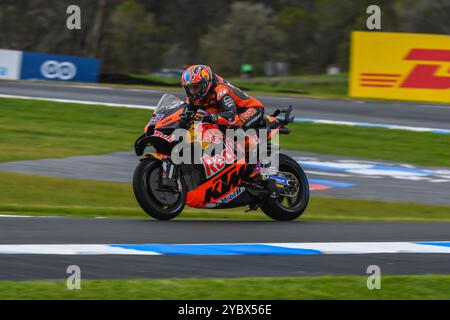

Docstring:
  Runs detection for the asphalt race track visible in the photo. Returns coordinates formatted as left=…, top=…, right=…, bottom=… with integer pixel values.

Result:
left=0, top=80, right=449, bottom=281
left=1, top=150, right=449, bottom=204
left=0, top=217, right=450, bottom=280
left=1, top=80, right=450, bottom=129
left=0, top=81, right=449, bottom=204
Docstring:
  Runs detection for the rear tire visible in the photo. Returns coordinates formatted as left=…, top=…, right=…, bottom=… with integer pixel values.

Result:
left=260, top=153, right=309, bottom=221
left=133, top=158, right=186, bottom=220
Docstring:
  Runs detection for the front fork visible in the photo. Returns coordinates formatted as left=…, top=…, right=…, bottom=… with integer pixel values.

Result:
left=161, top=158, right=177, bottom=181
left=144, top=153, right=178, bottom=189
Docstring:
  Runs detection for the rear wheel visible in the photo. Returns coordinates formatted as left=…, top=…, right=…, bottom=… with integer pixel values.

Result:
left=260, top=153, right=309, bottom=221
left=133, top=158, right=186, bottom=220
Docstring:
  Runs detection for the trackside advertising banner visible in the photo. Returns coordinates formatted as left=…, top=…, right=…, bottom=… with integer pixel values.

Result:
left=0, top=49, right=23, bottom=80
left=0, top=49, right=99, bottom=83
left=20, top=51, right=99, bottom=82
left=349, top=31, right=450, bottom=103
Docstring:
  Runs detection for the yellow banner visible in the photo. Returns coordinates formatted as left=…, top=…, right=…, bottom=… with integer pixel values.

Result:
left=349, top=31, right=450, bottom=103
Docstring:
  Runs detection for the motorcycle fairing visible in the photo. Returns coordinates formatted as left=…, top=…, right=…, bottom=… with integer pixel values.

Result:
left=186, top=161, right=248, bottom=208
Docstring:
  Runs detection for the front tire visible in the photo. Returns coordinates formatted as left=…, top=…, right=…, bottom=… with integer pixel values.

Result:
left=133, top=158, right=186, bottom=220
left=260, top=153, right=309, bottom=221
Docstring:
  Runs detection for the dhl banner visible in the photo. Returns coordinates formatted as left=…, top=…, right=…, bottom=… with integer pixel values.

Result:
left=349, top=31, right=450, bottom=103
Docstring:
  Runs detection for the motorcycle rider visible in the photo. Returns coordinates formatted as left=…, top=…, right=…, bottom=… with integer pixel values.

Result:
left=181, top=64, right=264, bottom=129
left=161, top=64, right=265, bottom=188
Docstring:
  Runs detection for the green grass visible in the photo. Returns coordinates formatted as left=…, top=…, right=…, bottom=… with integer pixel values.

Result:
left=1, top=275, right=450, bottom=299
left=281, top=122, right=450, bottom=167
left=130, top=73, right=349, bottom=97
left=231, top=73, right=348, bottom=97
left=1, top=172, right=449, bottom=221
left=130, top=73, right=180, bottom=86
left=0, top=97, right=150, bottom=162
left=1, top=97, right=449, bottom=167
left=1, top=97, right=448, bottom=301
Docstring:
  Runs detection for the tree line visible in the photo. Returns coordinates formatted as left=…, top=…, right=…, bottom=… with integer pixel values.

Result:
left=1, top=0, right=448, bottom=76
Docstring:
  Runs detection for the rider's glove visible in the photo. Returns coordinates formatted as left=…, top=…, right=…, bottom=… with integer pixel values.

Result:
left=202, top=113, right=218, bottom=124
left=194, top=113, right=218, bottom=124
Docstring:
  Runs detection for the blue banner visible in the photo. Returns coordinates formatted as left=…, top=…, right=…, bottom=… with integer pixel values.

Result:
left=20, top=51, right=99, bottom=83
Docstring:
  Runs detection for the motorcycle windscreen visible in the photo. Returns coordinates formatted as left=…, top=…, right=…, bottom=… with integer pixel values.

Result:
left=154, top=94, right=185, bottom=114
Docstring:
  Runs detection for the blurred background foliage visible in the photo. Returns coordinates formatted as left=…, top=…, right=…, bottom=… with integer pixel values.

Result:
left=0, top=0, right=449, bottom=76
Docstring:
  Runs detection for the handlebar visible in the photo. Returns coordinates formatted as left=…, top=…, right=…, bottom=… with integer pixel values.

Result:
left=179, top=104, right=199, bottom=120
left=180, top=105, right=237, bottom=127
left=272, top=105, right=294, bottom=125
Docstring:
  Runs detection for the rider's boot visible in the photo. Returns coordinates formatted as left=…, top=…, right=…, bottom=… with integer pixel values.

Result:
left=248, top=162, right=262, bottom=179
left=249, top=158, right=277, bottom=179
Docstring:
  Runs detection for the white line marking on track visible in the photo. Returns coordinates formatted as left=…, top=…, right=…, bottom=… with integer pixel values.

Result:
left=0, top=242, right=449, bottom=256
left=0, top=244, right=161, bottom=255
left=272, top=242, right=450, bottom=254
left=0, top=215, right=33, bottom=218
left=295, top=117, right=450, bottom=134
left=0, top=94, right=156, bottom=110
left=1, top=93, right=448, bottom=133
left=304, top=170, right=351, bottom=177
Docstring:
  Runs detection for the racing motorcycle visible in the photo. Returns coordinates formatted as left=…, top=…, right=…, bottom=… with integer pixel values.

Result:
left=133, top=94, right=309, bottom=221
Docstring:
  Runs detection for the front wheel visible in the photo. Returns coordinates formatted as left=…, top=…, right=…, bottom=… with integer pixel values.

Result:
left=260, top=153, right=309, bottom=221
left=133, top=158, right=186, bottom=220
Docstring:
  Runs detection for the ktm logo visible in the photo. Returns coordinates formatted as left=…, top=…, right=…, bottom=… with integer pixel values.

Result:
left=204, top=165, right=246, bottom=203
left=360, top=49, right=450, bottom=90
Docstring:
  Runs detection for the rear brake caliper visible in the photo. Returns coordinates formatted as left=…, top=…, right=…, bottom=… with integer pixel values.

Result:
left=265, top=174, right=290, bottom=198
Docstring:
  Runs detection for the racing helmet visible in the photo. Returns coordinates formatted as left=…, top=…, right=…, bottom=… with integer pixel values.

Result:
left=181, top=65, right=213, bottom=105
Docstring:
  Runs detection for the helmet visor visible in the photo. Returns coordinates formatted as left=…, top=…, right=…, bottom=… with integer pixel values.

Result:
left=189, top=83, right=203, bottom=95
